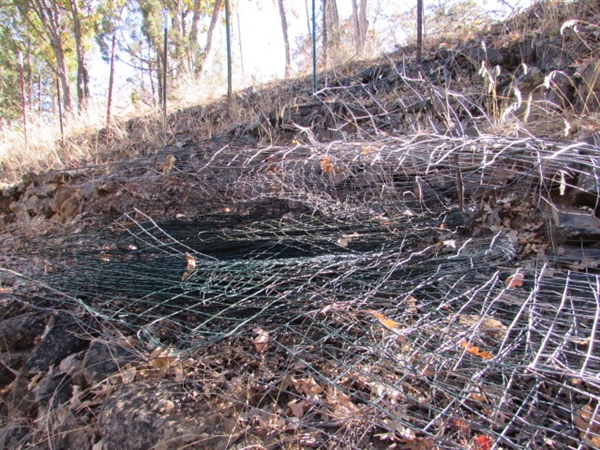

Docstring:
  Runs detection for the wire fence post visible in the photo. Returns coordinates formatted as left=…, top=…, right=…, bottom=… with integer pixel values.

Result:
left=163, top=16, right=168, bottom=121
left=312, top=0, right=317, bottom=99
left=416, top=0, right=423, bottom=68
left=225, top=0, right=232, bottom=105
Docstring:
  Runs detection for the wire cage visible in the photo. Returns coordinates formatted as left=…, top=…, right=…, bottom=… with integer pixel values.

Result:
left=6, top=134, right=600, bottom=449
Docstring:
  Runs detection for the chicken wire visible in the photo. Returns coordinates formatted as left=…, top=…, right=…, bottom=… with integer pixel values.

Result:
left=5, top=134, right=600, bottom=449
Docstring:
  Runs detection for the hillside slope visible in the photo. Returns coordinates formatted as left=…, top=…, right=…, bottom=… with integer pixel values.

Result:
left=0, top=2, right=600, bottom=449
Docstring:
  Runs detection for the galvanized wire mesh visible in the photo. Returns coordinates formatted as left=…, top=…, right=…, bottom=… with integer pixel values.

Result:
left=4, top=135, right=600, bottom=449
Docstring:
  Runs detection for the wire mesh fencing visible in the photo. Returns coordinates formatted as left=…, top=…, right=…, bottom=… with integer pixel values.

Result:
left=4, top=134, right=600, bottom=449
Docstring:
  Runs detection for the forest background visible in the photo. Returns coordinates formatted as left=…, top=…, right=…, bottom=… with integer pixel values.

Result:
left=0, top=0, right=531, bottom=183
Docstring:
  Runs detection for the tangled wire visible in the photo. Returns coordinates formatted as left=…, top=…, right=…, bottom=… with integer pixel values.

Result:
left=7, top=134, right=600, bottom=449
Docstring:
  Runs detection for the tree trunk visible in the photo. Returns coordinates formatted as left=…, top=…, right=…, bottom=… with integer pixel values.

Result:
left=277, top=0, right=291, bottom=78
left=69, top=0, right=90, bottom=112
left=352, top=0, right=368, bottom=57
left=198, top=0, right=223, bottom=78
left=52, top=36, right=73, bottom=113
left=322, top=0, right=327, bottom=67
left=225, top=0, right=232, bottom=103
left=27, top=0, right=73, bottom=112
left=190, top=0, right=201, bottom=72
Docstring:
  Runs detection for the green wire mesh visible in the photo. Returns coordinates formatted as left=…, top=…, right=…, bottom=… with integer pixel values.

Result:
left=4, top=134, right=600, bottom=449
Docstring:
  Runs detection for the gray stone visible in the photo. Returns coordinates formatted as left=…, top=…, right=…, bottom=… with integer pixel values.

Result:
left=51, top=187, right=76, bottom=213
left=82, top=341, right=140, bottom=385
left=0, top=351, right=28, bottom=388
left=575, top=60, right=600, bottom=113
left=31, top=372, right=73, bottom=408
left=79, top=183, right=99, bottom=200
left=23, top=195, right=53, bottom=219
left=0, top=311, right=47, bottom=352
left=22, top=313, right=90, bottom=375
left=0, top=421, right=31, bottom=449
left=552, top=207, right=600, bottom=243
left=467, top=46, right=504, bottom=66
left=98, top=382, right=237, bottom=450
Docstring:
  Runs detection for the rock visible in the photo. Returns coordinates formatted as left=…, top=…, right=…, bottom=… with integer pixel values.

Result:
left=575, top=60, right=600, bottom=113
left=97, top=181, right=119, bottom=194
left=31, top=372, right=73, bottom=408
left=515, top=66, right=544, bottom=96
left=28, top=182, right=61, bottom=198
left=24, top=195, right=53, bottom=219
left=10, top=373, right=37, bottom=416
left=58, top=195, right=82, bottom=221
left=0, top=190, right=17, bottom=215
left=0, top=420, right=31, bottom=449
left=545, top=69, right=576, bottom=110
left=21, top=313, right=90, bottom=375
left=552, top=207, right=600, bottom=244
left=577, top=171, right=599, bottom=194
left=98, top=382, right=238, bottom=450
left=535, top=38, right=572, bottom=71
left=51, top=187, right=76, bottom=213
left=82, top=341, right=140, bottom=385
left=52, top=410, right=95, bottom=450
left=21, top=172, right=37, bottom=186
left=0, top=293, right=33, bottom=321
left=0, top=311, right=47, bottom=352
left=79, top=183, right=99, bottom=201
left=9, top=199, right=23, bottom=214
left=0, top=351, right=28, bottom=388
left=467, top=45, right=504, bottom=66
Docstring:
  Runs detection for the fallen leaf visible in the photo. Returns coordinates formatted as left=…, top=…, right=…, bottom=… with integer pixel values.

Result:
left=320, top=155, right=334, bottom=173
left=27, top=372, right=42, bottom=390
left=292, top=377, right=324, bottom=398
left=470, top=392, right=488, bottom=403
left=401, top=438, right=437, bottom=450
left=434, top=241, right=444, bottom=255
left=287, top=399, right=306, bottom=419
left=450, top=418, right=471, bottom=434
left=368, top=310, right=403, bottom=331
left=476, top=351, right=494, bottom=359
left=121, top=364, right=136, bottom=384
left=182, top=253, right=196, bottom=281
left=252, top=327, right=269, bottom=352
left=472, top=435, right=494, bottom=450
left=338, top=237, right=350, bottom=247
left=173, top=361, right=185, bottom=382
left=574, top=405, right=600, bottom=448
left=162, top=154, right=175, bottom=174
left=150, top=347, right=177, bottom=373
left=327, top=389, right=359, bottom=419
left=571, top=337, right=590, bottom=346
left=458, top=315, right=507, bottom=339
left=460, top=340, right=494, bottom=359
left=68, top=385, right=83, bottom=411
left=505, top=272, right=524, bottom=289
left=406, top=296, right=418, bottom=315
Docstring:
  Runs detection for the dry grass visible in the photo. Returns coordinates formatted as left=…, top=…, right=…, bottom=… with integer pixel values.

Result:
left=1, top=0, right=600, bottom=187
